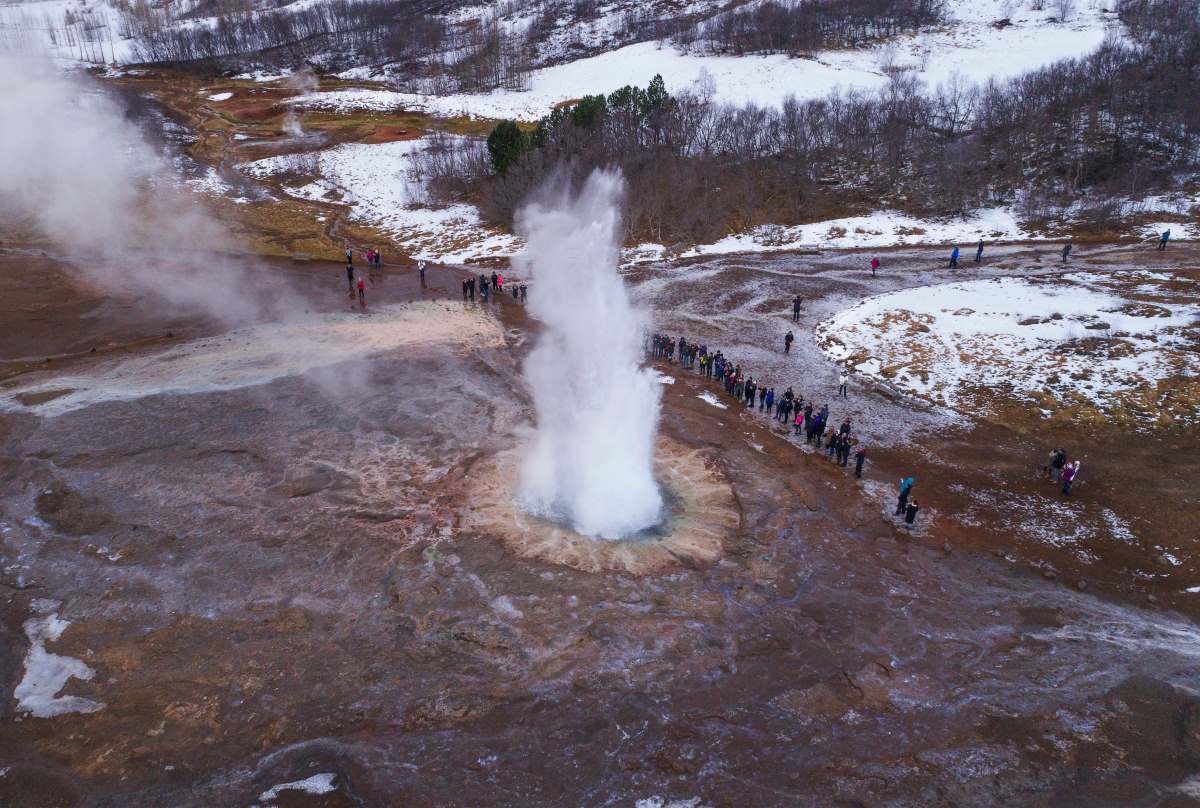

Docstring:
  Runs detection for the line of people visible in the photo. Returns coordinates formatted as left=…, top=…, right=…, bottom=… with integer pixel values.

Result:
left=648, top=332, right=874, bottom=484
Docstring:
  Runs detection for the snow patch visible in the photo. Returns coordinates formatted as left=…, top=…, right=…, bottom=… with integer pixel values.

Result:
left=14, top=602, right=105, bottom=718
left=697, top=391, right=727, bottom=409
left=258, top=773, right=337, bottom=803
left=206, top=91, right=233, bottom=101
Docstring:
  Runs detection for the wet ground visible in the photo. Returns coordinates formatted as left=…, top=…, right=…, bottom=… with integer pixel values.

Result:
left=1, top=245, right=1198, bottom=806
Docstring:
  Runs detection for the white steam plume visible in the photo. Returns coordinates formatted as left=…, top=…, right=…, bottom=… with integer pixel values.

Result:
left=0, top=56, right=297, bottom=323
left=515, top=169, right=663, bottom=540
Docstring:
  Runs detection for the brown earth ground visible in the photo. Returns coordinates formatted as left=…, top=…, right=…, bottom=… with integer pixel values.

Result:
left=0, top=239, right=1199, bottom=806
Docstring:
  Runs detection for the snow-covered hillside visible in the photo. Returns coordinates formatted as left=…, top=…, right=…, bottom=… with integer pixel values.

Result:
left=294, top=0, right=1118, bottom=120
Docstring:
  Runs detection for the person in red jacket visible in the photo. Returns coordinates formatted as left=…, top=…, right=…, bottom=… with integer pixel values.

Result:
left=357, top=277, right=366, bottom=310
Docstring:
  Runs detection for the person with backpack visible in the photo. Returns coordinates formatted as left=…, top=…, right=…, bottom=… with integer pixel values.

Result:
left=870, top=257, right=880, bottom=277
left=1049, top=448, right=1067, bottom=482
left=949, top=246, right=960, bottom=269
left=904, top=499, right=920, bottom=528
left=784, top=331, right=794, bottom=354
left=1158, top=230, right=1171, bottom=251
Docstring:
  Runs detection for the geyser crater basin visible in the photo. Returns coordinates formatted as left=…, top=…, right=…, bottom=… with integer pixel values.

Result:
left=462, top=436, right=740, bottom=575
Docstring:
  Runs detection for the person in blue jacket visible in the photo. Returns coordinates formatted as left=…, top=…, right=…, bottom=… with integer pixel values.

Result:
left=949, top=246, right=960, bottom=269
left=1158, top=229, right=1171, bottom=251
left=895, top=476, right=915, bottom=515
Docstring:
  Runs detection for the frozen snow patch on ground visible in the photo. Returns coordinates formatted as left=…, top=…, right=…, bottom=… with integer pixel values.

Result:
left=15, top=601, right=104, bottom=718
left=243, top=138, right=520, bottom=262
left=651, top=370, right=676, bottom=385
left=630, top=207, right=1036, bottom=261
left=697, top=391, right=727, bottom=409
left=258, top=773, right=337, bottom=803
left=206, top=91, right=233, bottom=101
left=815, top=272, right=1200, bottom=418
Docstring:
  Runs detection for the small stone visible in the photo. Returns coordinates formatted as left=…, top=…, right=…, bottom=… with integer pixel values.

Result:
left=1043, top=569, right=1057, bottom=580
left=1147, top=594, right=1159, bottom=604
left=942, top=543, right=952, bottom=554
left=1076, top=579, right=1088, bottom=591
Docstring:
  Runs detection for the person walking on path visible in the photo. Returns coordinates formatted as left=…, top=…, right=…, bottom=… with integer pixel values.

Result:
left=520, top=285, right=527, bottom=302
left=975, top=239, right=984, bottom=263
left=1048, top=448, right=1067, bottom=482
left=792, top=296, right=803, bottom=321
left=345, top=247, right=353, bottom=265
left=949, top=246, right=960, bottom=269
left=418, top=260, right=427, bottom=286
left=904, top=499, right=920, bottom=528
left=1158, top=229, right=1171, bottom=251
left=1061, top=461, right=1080, bottom=495
left=854, top=445, right=867, bottom=478
left=346, top=263, right=355, bottom=294
left=895, top=476, right=915, bottom=515
left=1062, top=243, right=1072, bottom=263
left=462, top=279, right=469, bottom=300
left=357, top=277, right=366, bottom=310
left=838, top=370, right=848, bottom=398
left=870, top=257, right=880, bottom=277
left=784, top=331, right=794, bottom=354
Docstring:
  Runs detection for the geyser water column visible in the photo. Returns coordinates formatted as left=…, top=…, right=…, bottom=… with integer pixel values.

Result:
left=515, top=170, right=663, bottom=539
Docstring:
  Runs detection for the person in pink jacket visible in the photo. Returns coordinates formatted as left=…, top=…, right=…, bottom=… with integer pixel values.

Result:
left=1061, top=460, right=1080, bottom=496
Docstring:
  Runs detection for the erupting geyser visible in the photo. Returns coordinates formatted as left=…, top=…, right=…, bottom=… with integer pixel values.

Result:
left=515, top=170, right=663, bottom=539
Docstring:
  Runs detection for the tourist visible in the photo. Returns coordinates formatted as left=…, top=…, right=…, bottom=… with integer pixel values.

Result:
left=838, top=370, right=848, bottom=398
left=418, top=260, right=426, bottom=285
left=345, top=246, right=353, bottom=265
left=1062, top=460, right=1080, bottom=496
left=792, top=295, right=803, bottom=321
left=854, top=445, right=867, bottom=478
left=949, top=246, right=959, bottom=269
left=462, top=279, right=469, bottom=300
left=975, top=239, right=984, bottom=263
left=1062, top=243, right=1072, bottom=262
left=346, top=262, right=354, bottom=294
left=794, top=410, right=804, bottom=435
left=1049, top=448, right=1067, bottom=482
left=1158, top=229, right=1171, bottom=250
left=520, top=284, right=528, bottom=302
left=904, top=499, right=920, bottom=528
left=468, top=277, right=476, bottom=301
left=785, top=330, right=794, bottom=354
left=765, top=387, right=775, bottom=414
left=357, top=277, right=366, bottom=310
left=838, top=436, right=851, bottom=467
left=870, top=257, right=880, bottom=276
left=758, top=384, right=767, bottom=410
left=895, top=476, right=915, bottom=515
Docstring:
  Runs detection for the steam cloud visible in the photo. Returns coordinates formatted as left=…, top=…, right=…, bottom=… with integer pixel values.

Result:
left=0, top=56, right=296, bottom=323
left=515, top=170, right=664, bottom=539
